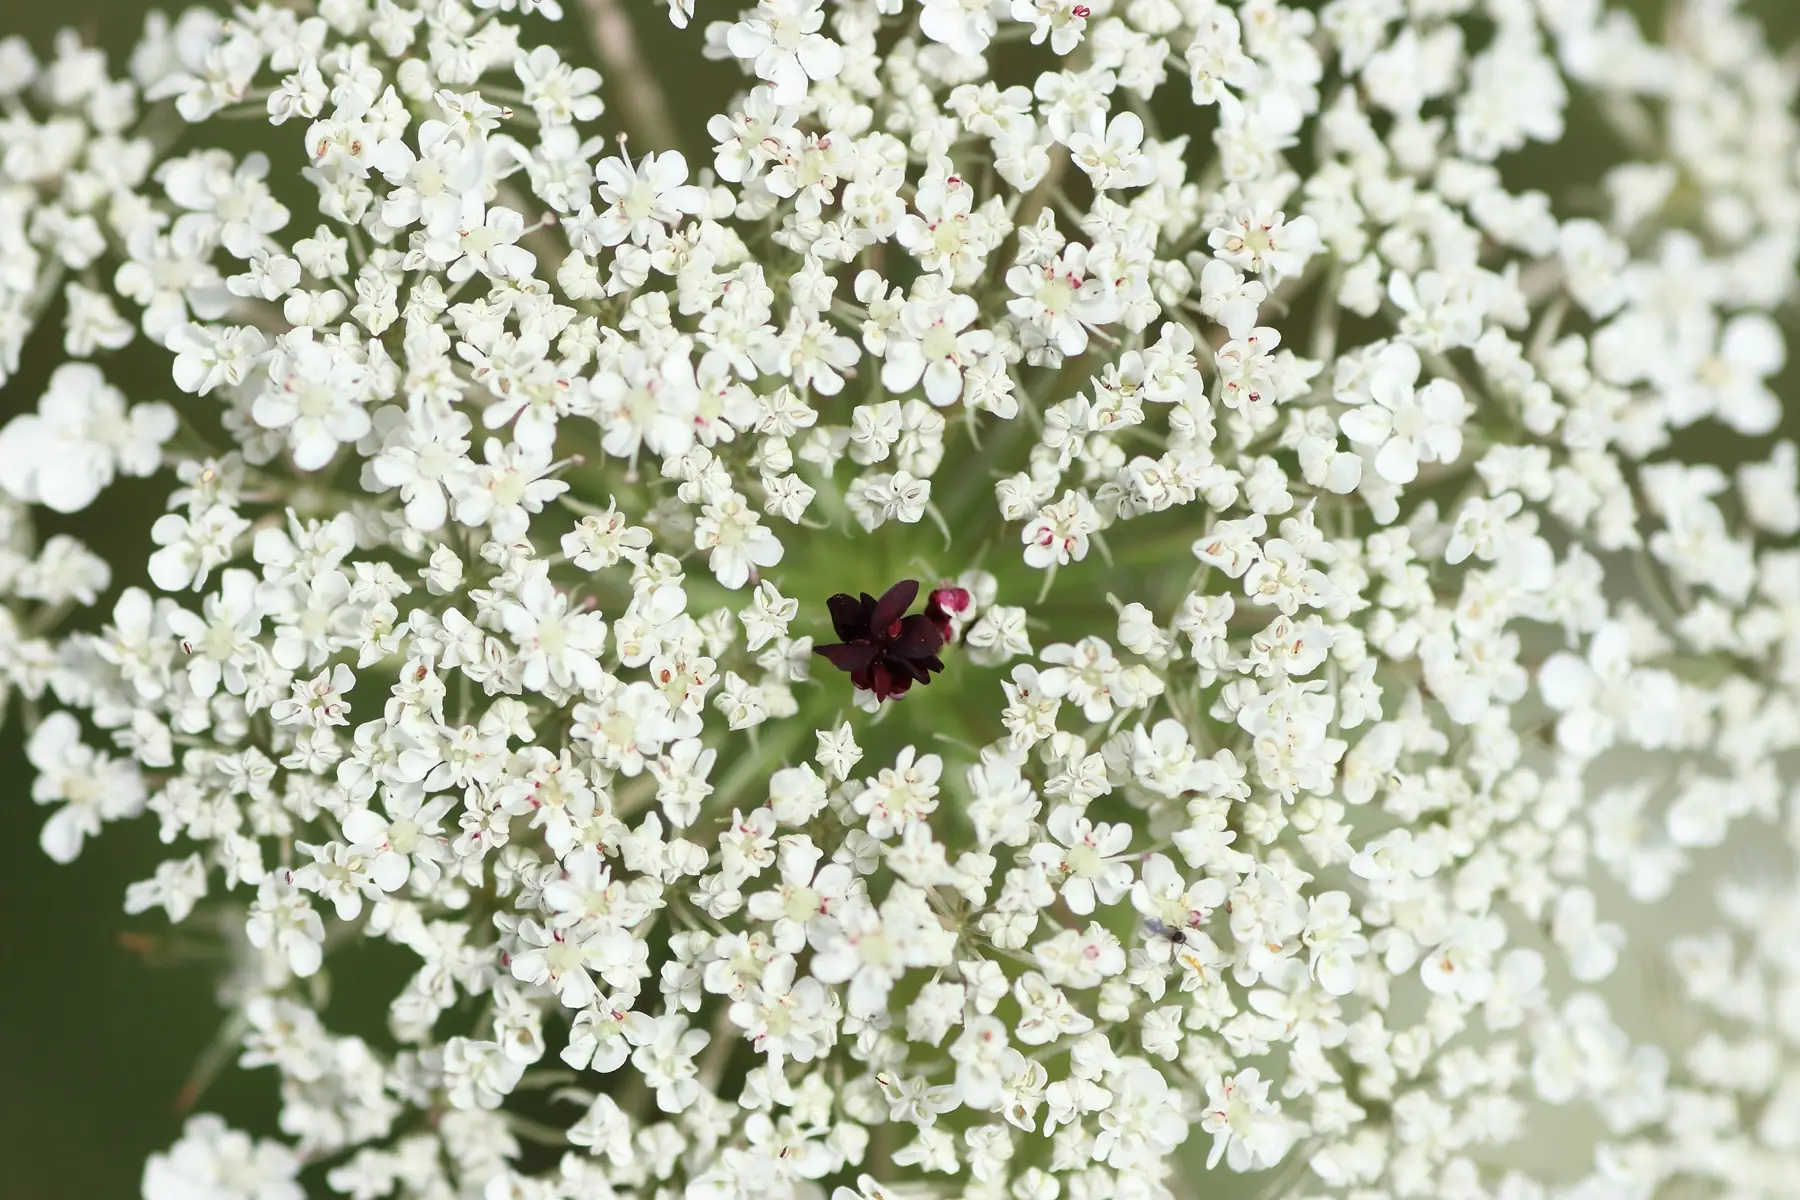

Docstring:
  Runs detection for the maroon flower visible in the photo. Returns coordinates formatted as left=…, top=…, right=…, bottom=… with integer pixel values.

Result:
left=924, top=583, right=972, bottom=642
left=814, top=579, right=971, bottom=702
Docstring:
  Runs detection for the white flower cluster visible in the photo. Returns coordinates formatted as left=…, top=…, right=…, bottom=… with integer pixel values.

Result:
left=5, top=0, right=1800, bottom=1198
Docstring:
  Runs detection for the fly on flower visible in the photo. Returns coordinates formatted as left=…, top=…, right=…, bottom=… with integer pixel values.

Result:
left=813, top=579, right=971, bottom=702
left=1143, top=917, right=1189, bottom=946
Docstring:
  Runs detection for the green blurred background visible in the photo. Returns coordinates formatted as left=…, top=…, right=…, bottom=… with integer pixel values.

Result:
left=2, top=0, right=1798, bottom=1196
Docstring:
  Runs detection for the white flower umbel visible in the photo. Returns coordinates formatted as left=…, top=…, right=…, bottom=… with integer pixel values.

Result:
left=2, top=2, right=1800, bottom=1200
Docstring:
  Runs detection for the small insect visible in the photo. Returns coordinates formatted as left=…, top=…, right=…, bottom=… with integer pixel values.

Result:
left=1144, top=917, right=1189, bottom=946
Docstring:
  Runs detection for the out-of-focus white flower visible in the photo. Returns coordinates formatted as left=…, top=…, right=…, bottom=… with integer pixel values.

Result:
left=0, top=363, right=173, bottom=512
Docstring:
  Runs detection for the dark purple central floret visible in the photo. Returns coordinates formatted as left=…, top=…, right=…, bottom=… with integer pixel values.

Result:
left=813, top=579, right=970, bottom=702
